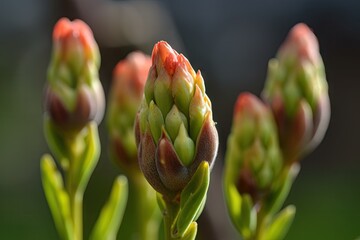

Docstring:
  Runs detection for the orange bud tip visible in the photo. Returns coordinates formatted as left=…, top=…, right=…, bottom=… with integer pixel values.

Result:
left=152, top=41, right=180, bottom=76
left=234, top=93, right=264, bottom=117
left=52, top=17, right=94, bottom=57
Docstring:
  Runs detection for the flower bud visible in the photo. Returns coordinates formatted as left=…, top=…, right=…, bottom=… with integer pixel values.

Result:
left=45, top=18, right=104, bottom=132
left=262, top=23, right=330, bottom=161
left=107, top=52, right=151, bottom=172
left=136, top=41, right=218, bottom=198
left=224, top=93, right=282, bottom=204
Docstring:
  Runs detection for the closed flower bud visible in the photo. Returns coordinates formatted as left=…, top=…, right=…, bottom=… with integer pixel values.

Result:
left=45, top=18, right=104, bottom=132
left=224, top=93, right=282, bottom=204
left=262, top=23, right=330, bottom=162
left=135, top=41, right=218, bottom=198
left=107, top=52, right=151, bottom=172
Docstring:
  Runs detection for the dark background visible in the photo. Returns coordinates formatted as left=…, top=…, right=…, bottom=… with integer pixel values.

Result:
left=1, top=0, right=360, bottom=239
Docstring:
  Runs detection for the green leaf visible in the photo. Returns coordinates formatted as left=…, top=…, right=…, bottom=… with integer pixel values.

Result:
left=224, top=183, right=242, bottom=227
left=261, top=205, right=296, bottom=240
left=41, top=155, right=73, bottom=240
left=176, top=161, right=210, bottom=237
left=181, top=222, right=197, bottom=240
left=90, top=176, right=128, bottom=240
left=238, top=194, right=257, bottom=239
left=264, top=164, right=299, bottom=216
left=156, top=193, right=166, bottom=213
left=72, top=122, right=100, bottom=193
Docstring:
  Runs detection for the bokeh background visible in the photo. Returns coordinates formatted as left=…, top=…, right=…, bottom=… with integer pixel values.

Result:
left=1, top=0, right=360, bottom=239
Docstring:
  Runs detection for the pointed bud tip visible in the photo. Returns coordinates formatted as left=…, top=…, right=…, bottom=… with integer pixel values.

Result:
left=151, top=41, right=187, bottom=76
left=282, top=23, right=319, bottom=63
left=113, top=51, right=151, bottom=96
left=234, top=93, right=265, bottom=119
left=53, top=18, right=71, bottom=41
left=52, top=17, right=95, bottom=61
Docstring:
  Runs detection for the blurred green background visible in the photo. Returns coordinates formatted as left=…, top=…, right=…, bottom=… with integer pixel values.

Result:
left=1, top=0, right=360, bottom=239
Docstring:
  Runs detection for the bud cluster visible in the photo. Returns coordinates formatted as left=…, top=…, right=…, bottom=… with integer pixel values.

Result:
left=262, top=23, right=330, bottom=161
left=225, top=93, right=282, bottom=204
left=224, top=23, right=330, bottom=240
left=107, top=52, right=151, bottom=172
left=45, top=18, right=104, bottom=132
left=135, top=41, right=218, bottom=198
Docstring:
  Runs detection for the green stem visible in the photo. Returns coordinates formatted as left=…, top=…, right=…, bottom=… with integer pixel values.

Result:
left=252, top=163, right=299, bottom=240
left=163, top=198, right=180, bottom=240
left=69, top=189, right=83, bottom=240
left=134, top=175, right=160, bottom=239
left=252, top=211, right=269, bottom=240
left=118, top=173, right=160, bottom=239
left=65, top=134, right=85, bottom=240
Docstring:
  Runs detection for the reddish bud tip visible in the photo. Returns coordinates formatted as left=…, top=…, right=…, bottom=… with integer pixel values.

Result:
left=113, top=51, right=151, bottom=98
left=151, top=41, right=180, bottom=76
left=53, top=17, right=95, bottom=60
left=234, top=93, right=266, bottom=120
left=280, top=23, right=319, bottom=64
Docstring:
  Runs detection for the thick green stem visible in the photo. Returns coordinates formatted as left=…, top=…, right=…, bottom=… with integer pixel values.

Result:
left=66, top=163, right=83, bottom=240
left=69, top=189, right=83, bottom=240
left=163, top=198, right=180, bottom=240
left=252, top=212, right=269, bottom=240
left=65, top=133, right=85, bottom=240
left=118, top=173, right=160, bottom=239
left=252, top=163, right=299, bottom=240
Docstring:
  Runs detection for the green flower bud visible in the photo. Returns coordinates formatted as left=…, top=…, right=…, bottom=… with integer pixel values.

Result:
left=165, top=105, right=188, bottom=142
left=154, top=70, right=173, bottom=116
left=174, top=124, right=195, bottom=167
left=45, top=18, right=104, bottom=132
left=262, top=23, right=330, bottom=161
left=224, top=93, right=282, bottom=204
left=135, top=41, right=218, bottom=198
left=189, top=85, right=209, bottom=141
left=107, top=51, right=151, bottom=172
left=148, top=101, right=165, bottom=144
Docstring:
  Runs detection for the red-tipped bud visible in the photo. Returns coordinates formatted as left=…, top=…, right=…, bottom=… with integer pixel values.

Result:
left=224, top=93, right=282, bottom=203
left=107, top=52, right=151, bottom=173
left=136, top=41, right=218, bottom=198
left=45, top=18, right=104, bottom=132
left=262, top=23, right=330, bottom=162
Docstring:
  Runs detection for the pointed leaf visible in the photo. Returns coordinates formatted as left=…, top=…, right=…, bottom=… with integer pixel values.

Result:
left=224, top=183, right=242, bottom=226
left=73, top=122, right=100, bottom=192
left=261, top=205, right=296, bottom=240
left=181, top=222, right=197, bottom=240
left=238, top=194, right=257, bottom=239
left=264, top=164, right=299, bottom=216
left=156, top=193, right=166, bottom=213
left=176, top=161, right=209, bottom=237
left=41, top=155, right=73, bottom=240
left=90, top=176, right=128, bottom=240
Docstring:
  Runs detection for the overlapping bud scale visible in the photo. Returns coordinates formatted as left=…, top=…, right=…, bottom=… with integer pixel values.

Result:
left=136, top=41, right=218, bottom=197
left=262, top=23, right=330, bottom=162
